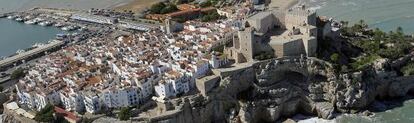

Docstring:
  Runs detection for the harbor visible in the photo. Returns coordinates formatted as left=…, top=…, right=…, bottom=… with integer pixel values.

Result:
left=0, top=7, right=156, bottom=71
left=4, top=13, right=82, bottom=32
left=0, top=40, right=64, bottom=68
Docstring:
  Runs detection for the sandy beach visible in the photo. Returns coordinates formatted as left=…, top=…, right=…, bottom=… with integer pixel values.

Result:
left=0, top=0, right=135, bottom=14
left=269, top=0, right=300, bottom=10
left=114, top=0, right=161, bottom=12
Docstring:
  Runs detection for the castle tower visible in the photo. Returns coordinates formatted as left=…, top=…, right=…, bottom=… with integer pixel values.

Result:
left=238, top=26, right=256, bottom=62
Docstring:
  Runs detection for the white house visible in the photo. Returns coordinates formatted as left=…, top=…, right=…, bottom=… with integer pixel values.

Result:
left=136, top=75, right=158, bottom=100
left=154, top=70, right=191, bottom=99
left=192, top=60, right=210, bottom=79
left=59, top=88, right=85, bottom=113
left=209, top=52, right=229, bottom=69
left=16, top=90, right=35, bottom=109
left=154, top=80, right=175, bottom=98
left=83, top=91, right=101, bottom=114
left=101, top=87, right=140, bottom=108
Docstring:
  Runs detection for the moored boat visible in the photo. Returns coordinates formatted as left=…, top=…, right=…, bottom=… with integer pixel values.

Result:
left=54, top=23, right=65, bottom=27
left=7, top=15, right=16, bottom=19
left=16, top=49, right=25, bottom=54
left=24, top=19, right=37, bottom=24
left=39, top=21, right=53, bottom=26
left=15, top=17, right=24, bottom=22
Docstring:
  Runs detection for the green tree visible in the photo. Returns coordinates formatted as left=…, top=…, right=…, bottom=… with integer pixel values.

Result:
left=378, top=46, right=404, bottom=60
left=401, top=62, right=414, bottom=76
left=199, top=0, right=212, bottom=7
left=10, top=67, right=25, bottom=79
left=342, top=21, right=349, bottom=27
left=118, top=107, right=131, bottom=121
left=358, top=19, right=368, bottom=29
left=150, top=2, right=166, bottom=14
left=160, top=4, right=178, bottom=14
left=34, top=104, right=55, bottom=122
left=330, top=53, right=340, bottom=64
left=359, top=20, right=365, bottom=25
left=201, top=11, right=222, bottom=22
left=397, top=26, right=404, bottom=35
left=394, top=26, right=405, bottom=39
left=373, top=28, right=385, bottom=40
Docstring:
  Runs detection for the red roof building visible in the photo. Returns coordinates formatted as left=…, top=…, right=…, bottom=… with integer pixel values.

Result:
left=54, top=106, right=81, bottom=123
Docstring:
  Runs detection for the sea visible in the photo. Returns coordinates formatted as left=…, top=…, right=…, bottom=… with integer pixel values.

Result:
left=0, top=18, right=63, bottom=57
left=303, top=0, right=414, bottom=34
left=298, top=0, right=414, bottom=123
left=0, top=0, right=131, bottom=57
left=1, top=0, right=414, bottom=122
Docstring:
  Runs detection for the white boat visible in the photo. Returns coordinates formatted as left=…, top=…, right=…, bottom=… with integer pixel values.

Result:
left=25, top=18, right=44, bottom=25
left=39, top=21, right=52, bottom=26
left=7, top=16, right=16, bottom=19
left=54, top=23, right=65, bottom=27
left=16, top=49, right=25, bottom=54
left=62, top=26, right=77, bottom=31
left=32, top=43, right=44, bottom=48
left=24, top=19, right=37, bottom=24
left=15, top=17, right=24, bottom=22
left=61, top=26, right=69, bottom=31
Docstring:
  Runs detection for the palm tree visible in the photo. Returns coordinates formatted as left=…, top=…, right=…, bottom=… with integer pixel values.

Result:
left=397, top=26, right=404, bottom=35
left=359, top=19, right=365, bottom=25
left=343, top=21, right=349, bottom=27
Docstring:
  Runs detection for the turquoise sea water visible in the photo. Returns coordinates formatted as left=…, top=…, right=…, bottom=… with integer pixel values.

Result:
left=304, top=0, right=414, bottom=122
left=335, top=100, right=414, bottom=123
left=0, top=0, right=132, bottom=57
left=305, top=0, right=414, bottom=34
left=0, top=18, right=63, bottom=57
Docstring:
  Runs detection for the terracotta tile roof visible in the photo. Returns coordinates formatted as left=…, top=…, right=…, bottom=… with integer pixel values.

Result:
left=54, top=106, right=80, bottom=122
left=177, top=4, right=197, bottom=11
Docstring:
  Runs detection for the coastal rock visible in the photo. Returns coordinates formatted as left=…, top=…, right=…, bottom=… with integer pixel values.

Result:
left=283, top=119, right=297, bottom=123
left=131, top=58, right=414, bottom=123
left=313, top=102, right=335, bottom=119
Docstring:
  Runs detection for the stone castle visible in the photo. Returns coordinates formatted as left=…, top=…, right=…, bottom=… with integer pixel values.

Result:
left=225, top=5, right=318, bottom=63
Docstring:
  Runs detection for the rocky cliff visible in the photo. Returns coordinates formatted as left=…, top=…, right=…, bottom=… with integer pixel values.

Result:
left=150, top=57, right=414, bottom=123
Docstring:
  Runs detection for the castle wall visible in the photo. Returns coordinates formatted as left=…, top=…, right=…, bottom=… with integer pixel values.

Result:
left=303, top=37, right=317, bottom=57
left=285, top=10, right=316, bottom=30
left=247, top=12, right=277, bottom=34
left=283, top=39, right=306, bottom=56
left=271, top=44, right=285, bottom=58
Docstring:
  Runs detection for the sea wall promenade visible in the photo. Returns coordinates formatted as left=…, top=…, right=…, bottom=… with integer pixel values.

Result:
left=0, top=40, right=64, bottom=69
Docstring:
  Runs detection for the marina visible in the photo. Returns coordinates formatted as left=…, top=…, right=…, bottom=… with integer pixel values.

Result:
left=0, top=40, right=64, bottom=68
left=0, top=18, right=64, bottom=58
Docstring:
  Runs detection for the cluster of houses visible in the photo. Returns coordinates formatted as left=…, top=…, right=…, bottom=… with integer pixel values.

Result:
left=14, top=3, right=321, bottom=121
left=15, top=14, right=237, bottom=115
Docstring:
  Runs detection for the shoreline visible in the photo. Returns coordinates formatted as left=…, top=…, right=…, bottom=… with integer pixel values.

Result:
left=269, top=0, right=300, bottom=11
left=0, top=18, right=63, bottom=58
left=114, top=0, right=161, bottom=12
left=0, top=0, right=135, bottom=14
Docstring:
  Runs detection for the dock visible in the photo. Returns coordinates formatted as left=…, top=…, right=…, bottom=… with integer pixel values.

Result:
left=0, top=40, right=64, bottom=68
